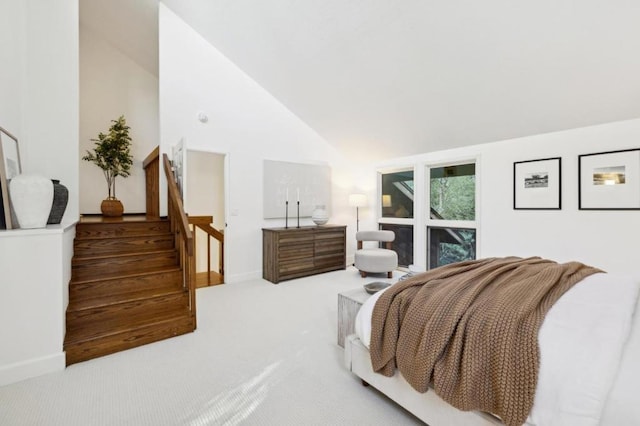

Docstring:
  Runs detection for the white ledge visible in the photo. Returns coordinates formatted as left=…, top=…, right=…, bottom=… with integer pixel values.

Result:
left=0, top=221, right=77, bottom=238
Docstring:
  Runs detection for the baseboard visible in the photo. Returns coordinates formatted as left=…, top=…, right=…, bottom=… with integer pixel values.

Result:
left=225, top=270, right=262, bottom=284
left=0, top=352, right=66, bottom=387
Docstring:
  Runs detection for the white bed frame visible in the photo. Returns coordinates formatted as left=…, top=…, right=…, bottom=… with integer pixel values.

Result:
left=344, top=284, right=640, bottom=426
left=344, top=334, right=502, bottom=425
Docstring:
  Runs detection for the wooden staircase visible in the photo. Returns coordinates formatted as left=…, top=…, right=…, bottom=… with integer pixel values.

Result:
left=64, top=217, right=196, bottom=365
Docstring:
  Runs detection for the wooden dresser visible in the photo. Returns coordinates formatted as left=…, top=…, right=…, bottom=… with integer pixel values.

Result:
left=262, top=225, right=346, bottom=283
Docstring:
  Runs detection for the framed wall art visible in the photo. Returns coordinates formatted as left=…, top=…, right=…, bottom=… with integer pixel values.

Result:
left=579, top=148, right=640, bottom=210
left=513, top=157, right=561, bottom=210
left=263, top=159, right=331, bottom=219
left=0, top=126, right=21, bottom=229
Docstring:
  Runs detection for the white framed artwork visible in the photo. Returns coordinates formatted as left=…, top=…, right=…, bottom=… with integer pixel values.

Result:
left=513, top=157, right=561, bottom=210
left=263, top=160, right=331, bottom=219
left=579, top=148, right=640, bottom=210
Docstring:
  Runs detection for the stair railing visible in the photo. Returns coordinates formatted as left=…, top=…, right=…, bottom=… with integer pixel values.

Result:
left=162, top=153, right=196, bottom=325
left=189, top=216, right=224, bottom=283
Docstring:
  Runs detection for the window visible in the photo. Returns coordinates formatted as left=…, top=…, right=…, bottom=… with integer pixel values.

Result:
left=429, top=163, right=475, bottom=221
left=381, top=170, right=414, bottom=218
left=427, top=227, right=476, bottom=269
left=379, top=169, right=414, bottom=268
left=427, top=162, right=477, bottom=269
left=379, top=223, right=413, bottom=267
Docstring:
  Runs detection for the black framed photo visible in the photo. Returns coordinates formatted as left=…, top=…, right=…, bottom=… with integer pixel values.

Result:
left=513, top=157, right=561, bottom=210
left=579, top=148, right=640, bottom=210
left=0, top=126, right=21, bottom=229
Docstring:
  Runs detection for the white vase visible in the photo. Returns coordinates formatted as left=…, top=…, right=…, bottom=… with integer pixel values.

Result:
left=9, top=174, right=54, bottom=229
left=311, top=205, right=329, bottom=225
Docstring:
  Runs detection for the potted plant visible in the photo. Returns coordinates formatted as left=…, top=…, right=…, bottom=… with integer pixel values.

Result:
left=82, top=115, right=133, bottom=217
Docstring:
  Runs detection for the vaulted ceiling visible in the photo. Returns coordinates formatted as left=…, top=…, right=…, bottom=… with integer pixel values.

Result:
left=82, top=0, right=640, bottom=161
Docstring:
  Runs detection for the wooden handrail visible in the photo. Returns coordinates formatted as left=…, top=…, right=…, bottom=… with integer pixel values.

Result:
left=163, top=154, right=193, bottom=255
left=189, top=216, right=224, bottom=243
left=162, top=153, right=196, bottom=323
left=188, top=215, right=213, bottom=226
left=143, top=146, right=160, bottom=169
left=200, top=224, right=224, bottom=243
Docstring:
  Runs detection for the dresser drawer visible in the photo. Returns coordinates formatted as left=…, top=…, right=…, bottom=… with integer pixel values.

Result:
left=278, top=230, right=314, bottom=245
left=279, top=242, right=314, bottom=261
left=279, top=258, right=315, bottom=275
left=314, top=229, right=345, bottom=241
left=314, top=253, right=345, bottom=269
left=315, top=239, right=345, bottom=255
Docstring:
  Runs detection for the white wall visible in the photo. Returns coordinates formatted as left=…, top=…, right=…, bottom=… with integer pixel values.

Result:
left=0, top=0, right=78, bottom=385
left=0, top=1, right=24, bottom=136
left=185, top=150, right=225, bottom=274
left=376, top=118, right=640, bottom=275
left=0, top=0, right=79, bottom=224
left=159, top=5, right=348, bottom=282
left=0, top=226, right=74, bottom=386
left=79, top=25, right=159, bottom=214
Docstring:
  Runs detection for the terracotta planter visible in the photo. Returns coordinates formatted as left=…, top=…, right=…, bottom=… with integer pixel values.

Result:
left=101, top=198, right=124, bottom=217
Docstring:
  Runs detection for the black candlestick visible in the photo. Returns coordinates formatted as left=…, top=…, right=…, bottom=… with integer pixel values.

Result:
left=296, top=201, right=300, bottom=228
left=285, top=201, right=289, bottom=229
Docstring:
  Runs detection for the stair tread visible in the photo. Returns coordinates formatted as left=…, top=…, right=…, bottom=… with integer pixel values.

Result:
left=74, top=219, right=172, bottom=239
left=79, top=215, right=168, bottom=222
left=64, top=314, right=195, bottom=365
left=72, top=248, right=177, bottom=262
left=74, top=231, right=173, bottom=241
left=68, top=284, right=185, bottom=311
left=69, top=265, right=181, bottom=285
left=70, top=265, right=180, bottom=284
left=64, top=307, right=192, bottom=345
left=76, top=219, right=170, bottom=227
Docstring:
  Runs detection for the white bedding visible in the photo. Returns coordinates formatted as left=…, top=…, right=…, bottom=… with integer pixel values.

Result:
left=354, top=273, right=640, bottom=426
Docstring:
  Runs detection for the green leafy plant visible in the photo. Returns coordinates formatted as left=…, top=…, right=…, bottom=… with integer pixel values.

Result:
left=82, top=115, right=133, bottom=199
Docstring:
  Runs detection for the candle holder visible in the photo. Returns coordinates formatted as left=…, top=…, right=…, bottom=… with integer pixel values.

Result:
left=296, top=201, right=300, bottom=228
left=285, top=201, right=289, bottom=229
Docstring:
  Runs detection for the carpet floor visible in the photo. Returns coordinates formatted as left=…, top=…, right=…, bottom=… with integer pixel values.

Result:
left=0, top=267, right=423, bottom=425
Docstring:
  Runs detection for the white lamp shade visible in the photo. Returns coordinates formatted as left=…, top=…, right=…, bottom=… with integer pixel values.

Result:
left=382, top=194, right=392, bottom=207
left=348, top=193, right=367, bottom=207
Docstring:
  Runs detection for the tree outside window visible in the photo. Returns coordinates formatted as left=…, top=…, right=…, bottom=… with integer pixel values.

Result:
left=428, top=163, right=477, bottom=269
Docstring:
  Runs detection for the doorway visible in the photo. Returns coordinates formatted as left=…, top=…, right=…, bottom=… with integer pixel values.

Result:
left=185, top=150, right=226, bottom=287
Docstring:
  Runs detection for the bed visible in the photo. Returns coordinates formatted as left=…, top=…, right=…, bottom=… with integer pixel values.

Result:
left=344, top=257, right=640, bottom=426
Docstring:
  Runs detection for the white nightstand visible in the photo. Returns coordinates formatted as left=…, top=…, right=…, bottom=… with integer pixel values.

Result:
left=337, top=287, right=372, bottom=348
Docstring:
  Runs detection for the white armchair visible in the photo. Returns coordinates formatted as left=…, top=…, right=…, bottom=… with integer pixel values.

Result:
left=354, top=230, right=398, bottom=278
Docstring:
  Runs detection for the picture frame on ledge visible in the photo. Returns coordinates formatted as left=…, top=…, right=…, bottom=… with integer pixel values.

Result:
left=579, top=148, right=640, bottom=210
left=0, top=126, right=21, bottom=229
left=513, top=157, right=561, bottom=210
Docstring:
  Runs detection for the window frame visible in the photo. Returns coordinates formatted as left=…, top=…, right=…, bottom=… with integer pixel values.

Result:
left=377, top=166, right=416, bottom=270
left=425, top=158, right=480, bottom=270
left=378, top=167, right=416, bottom=221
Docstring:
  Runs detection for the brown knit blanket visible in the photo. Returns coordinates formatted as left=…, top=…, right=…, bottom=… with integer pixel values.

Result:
left=369, top=256, right=601, bottom=426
